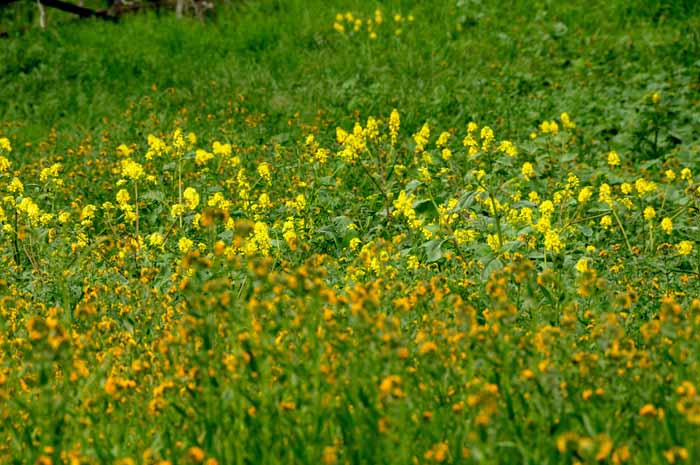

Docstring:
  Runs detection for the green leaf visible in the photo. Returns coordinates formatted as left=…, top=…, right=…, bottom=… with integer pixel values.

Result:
left=422, top=239, right=445, bottom=263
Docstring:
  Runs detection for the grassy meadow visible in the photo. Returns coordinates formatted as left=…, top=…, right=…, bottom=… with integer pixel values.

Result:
left=1, top=0, right=700, bottom=463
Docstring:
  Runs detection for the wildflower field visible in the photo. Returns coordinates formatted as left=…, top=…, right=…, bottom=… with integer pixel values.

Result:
left=1, top=0, right=700, bottom=464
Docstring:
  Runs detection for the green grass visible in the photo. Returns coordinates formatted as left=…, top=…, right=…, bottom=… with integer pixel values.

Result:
left=2, top=1, right=700, bottom=464
left=2, top=0, right=698, bottom=149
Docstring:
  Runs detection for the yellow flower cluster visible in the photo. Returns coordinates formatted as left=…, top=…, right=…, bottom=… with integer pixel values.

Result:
left=332, top=9, right=413, bottom=39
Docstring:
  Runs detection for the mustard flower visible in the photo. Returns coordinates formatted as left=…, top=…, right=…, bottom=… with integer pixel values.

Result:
left=681, top=168, right=692, bottom=182
left=17, top=197, right=40, bottom=222
left=146, top=135, right=168, bottom=160
left=148, top=232, right=164, bottom=248
left=244, top=221, right=272, bottom=256
left=257, top=162, right=272, bottom=183
left=7, top=177, right=23, bottom=194
left=539, top=120, right=559, bottom=134
left=578, top=186, right=593, bottom=203
left=607, top=151, right=620, bottom=167
left=0, top=156, right=10, bottom=173
left=566, top=173, right=579, bottom=190
left=480, top=126, right=494, bottom=151
left=676, top=241, right=693, bottom=256
left=561, top=112, right=576, bottom=129
left=544, top=230, right=563, bottom=253
left=575, top=258, right=589, bottom=273
left=598, top=183, right=613, bottom=206
left=521, top=162, right=535, bottom=181
left=660, top=217, right=673, bottom=234
left=643, top=206, right=656, bottom=221
left=39, top=163, right=62, bottom=182
left=635, top=178, right=656, bottom=197
left=121, top=159, right=144, bottom=181
left=0, top=137, right=11, bottom=152
left=519, top=207, right=533, bottom=224
left=80, top=204, right=97, bottom=223
left=116, top=189, right=131, bottom=205
left=498, top=140, right=517, bottom=157
left=436, top=131, right=450, bottom=148
left=539, top=200, right=554, bottom=216
left=172, top=128, right=186, bottom=155
left=413, top=123, right=430, bottom=153
left=349, top=237, right=361, bottom=251
left=364, top=116, right=379, bottom=141
left=183, top=187, right=200, bottom=210
left=212, top=141, right=232, bottom=157
left=186, top=132, right=197, bottom=146
left=195, top=149, right=214, bottom=165
left=171, top=203, right=185, bottom=218
left=116, top=144, right=133, bottom=157
left=454, top=229, right=477, bottom=245
left=486, top=233, right=500, bottom=252
left=178, top=237, right=194, bottom=253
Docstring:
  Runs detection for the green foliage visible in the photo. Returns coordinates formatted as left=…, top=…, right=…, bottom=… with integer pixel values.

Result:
left=1, top=1, right=700, bottom=464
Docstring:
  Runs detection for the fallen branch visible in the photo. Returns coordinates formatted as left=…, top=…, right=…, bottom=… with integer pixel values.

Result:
left=36, top=0, right=119, bottom=21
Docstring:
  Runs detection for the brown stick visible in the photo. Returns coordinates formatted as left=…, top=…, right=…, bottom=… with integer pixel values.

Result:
left=37, top=0, right=119, bottom=21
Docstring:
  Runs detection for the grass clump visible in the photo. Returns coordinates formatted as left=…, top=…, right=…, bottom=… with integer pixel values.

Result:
left=1, top=1, right=700, bottom=464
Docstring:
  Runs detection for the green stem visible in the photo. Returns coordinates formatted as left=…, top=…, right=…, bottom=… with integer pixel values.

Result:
left=610, top=205, right=634, bottom=255
left=178, top=154, right=183, bottom=229
left=358, top=155, right=391, bottom=225
left=560, top=211, right=609, bottom=230
left=485, top=188, right=503, bottom=249
left=13, top=208, right=20, bottom=267
left=134, top=180, right=140, bottom=250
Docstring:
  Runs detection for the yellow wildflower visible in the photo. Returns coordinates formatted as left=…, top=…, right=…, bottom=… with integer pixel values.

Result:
left=521, top=162, right=535, bottom=180
left=436, top=131, right=450, bottom=148
left=607, top=151, right=620, bottom=167
left=635, top=178, right=656, bottom=197
left=195, top=149, right=214, bottom=165
left=211, top=141, right=231, bottom=157
left=8, top=177, right=24, bottom=194
left=480, top=126, right=494, bottom=151
left=643, top=206, right=656, bottom=221
left=148, top=232, right=164, bottom=248
left=186, top=447, right=206, bottom=463
left=561, top=112, right=576, bottom=129
left=578, top=186, right=592, bottom=203
left=257, top=162, right=272, bottom=182
left=183, top=187, right=200, bottom=210
left=544, top=230, right=563, bottom=253
left=676, top=241, right=693, bottom=256
left=178, top=237, right=194, bottom=254
left=121, top=158, right=144, bottom=180
left=116, top=189, right=131, bottom=205
left=413, top=123, right=430, bottom=152
left=661, top=217, right=673, bottom=234
left=575, top=258, right=589, bottom=273
left=0, top=137, right=11, bottom=152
